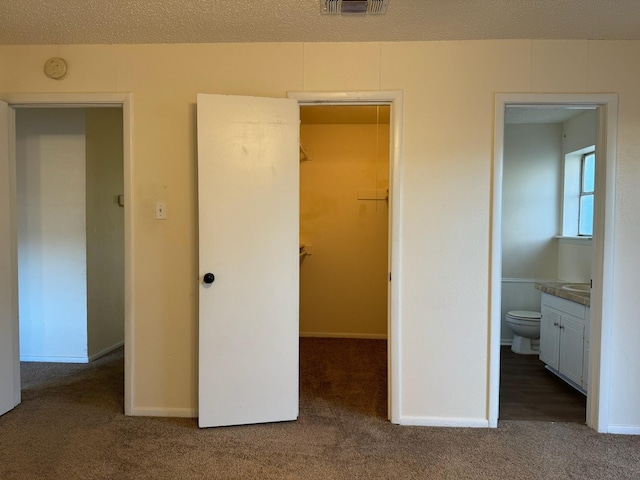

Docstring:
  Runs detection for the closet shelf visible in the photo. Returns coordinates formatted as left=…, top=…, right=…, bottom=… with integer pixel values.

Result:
left=300, top=143, right=311, bottom=162
left=299, top=243, right=312, bottom=258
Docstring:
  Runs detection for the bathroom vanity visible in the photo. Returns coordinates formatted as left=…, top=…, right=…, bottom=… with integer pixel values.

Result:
left=534, top=282, right=591, bottom=394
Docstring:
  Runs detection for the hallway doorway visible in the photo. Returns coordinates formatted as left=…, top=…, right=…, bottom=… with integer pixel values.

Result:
left=0, top=93, right=133, bottom=417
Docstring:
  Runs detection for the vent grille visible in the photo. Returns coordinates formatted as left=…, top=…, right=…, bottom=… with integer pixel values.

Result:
left=321, top=0, right=389, bottom=15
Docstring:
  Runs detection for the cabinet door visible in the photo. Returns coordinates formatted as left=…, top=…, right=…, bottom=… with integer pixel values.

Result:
left=583, top=338, right=590, bottom=390
left=540, top=307, right=560, bottom=370
left=583, top=307, right=591, bottom=389
left=559, top=314, right=585, bottom=387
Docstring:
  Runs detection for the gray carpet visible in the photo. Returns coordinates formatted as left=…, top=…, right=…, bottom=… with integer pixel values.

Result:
left=1, top=338, right=639, bottom=479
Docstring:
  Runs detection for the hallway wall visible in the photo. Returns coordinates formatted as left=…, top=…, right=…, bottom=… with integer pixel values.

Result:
left=85, top=108, right=125, bottom=359
left=16, top=108, right=88, bottom=361
left=15, top=108, right=124, bottom=362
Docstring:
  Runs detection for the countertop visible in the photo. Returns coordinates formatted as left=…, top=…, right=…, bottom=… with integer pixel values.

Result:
left=534, top=282, right=591, bottom=307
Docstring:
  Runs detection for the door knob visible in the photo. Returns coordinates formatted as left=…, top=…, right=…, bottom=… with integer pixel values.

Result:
left=203, top=273, right=215, bottom=284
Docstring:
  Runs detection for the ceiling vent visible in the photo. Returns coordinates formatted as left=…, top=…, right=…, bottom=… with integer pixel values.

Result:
left=321, top=0, right=389, bottom=15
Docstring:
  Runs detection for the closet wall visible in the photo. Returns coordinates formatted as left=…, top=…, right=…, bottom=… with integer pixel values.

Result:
left=299, top=107, right=389, bottom=338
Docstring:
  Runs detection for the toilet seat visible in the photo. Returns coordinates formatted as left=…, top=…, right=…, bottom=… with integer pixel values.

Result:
left=506, top=310, right=541, bottom=355
left=507, top=310, right=541, bottom=321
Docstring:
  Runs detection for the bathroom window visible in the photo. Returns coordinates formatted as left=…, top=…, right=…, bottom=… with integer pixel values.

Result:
left=561, top=146, right=595, bottom=238
left=578, top=152, right=595, bottom=236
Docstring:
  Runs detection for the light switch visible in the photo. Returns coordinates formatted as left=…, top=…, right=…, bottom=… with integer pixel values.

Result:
left=155, top=201, right=167, bottom=220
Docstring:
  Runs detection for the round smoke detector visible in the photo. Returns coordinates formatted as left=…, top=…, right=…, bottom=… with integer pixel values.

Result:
left=44, top=57, right=69, bottom=80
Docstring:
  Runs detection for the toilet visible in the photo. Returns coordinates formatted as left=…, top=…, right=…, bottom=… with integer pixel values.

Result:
left=506, top=310, right=541, bottom=355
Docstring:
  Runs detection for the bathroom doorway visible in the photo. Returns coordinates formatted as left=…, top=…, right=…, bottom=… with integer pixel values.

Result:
left=490, top=93, right=618, bottom=432
left=499, top=106, right=591, bottom=422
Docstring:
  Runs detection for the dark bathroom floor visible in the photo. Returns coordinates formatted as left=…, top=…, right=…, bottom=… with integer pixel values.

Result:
left=499, top=345, right=587, bottom=423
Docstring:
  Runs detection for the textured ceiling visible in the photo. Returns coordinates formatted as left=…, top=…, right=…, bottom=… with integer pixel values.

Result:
left=1, top=0, right=640, bottom=45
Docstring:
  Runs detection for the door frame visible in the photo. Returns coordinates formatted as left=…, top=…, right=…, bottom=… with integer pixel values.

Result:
left=0, top=92, right=134, bottom=415
left=288, top=90, right=403, bottom=424
left=489, top=93, right=618, bottom=432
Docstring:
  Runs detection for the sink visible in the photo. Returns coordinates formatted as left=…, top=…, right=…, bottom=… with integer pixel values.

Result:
left=561, top=284, right=590, bottom=293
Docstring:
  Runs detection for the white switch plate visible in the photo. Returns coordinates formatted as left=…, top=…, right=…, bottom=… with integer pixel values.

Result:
left=155, top=201, right=167, bottom=220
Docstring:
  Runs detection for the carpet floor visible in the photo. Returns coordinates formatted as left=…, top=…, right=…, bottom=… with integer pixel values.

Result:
left=1, top=338, right=639, bottom=479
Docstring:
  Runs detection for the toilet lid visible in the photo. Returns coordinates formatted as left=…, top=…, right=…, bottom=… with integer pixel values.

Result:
left=508, top=310, right=541, bottom=319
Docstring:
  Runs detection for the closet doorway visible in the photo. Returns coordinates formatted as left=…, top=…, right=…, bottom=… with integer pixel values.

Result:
left=298, top=103, right=392, bottom=419
left=288, top=91, right=403, bottom=423
left=299, top=105, right=390, bottom=339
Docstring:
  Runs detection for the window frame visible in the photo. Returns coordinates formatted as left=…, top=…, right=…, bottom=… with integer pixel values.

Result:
left=578, top=151, right=595, bottom=236
left=561, top=145, right=595, bottom=238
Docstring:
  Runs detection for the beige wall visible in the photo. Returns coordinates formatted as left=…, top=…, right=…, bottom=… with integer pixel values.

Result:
left=1, top=40, right=639, bottom=429
left=300, top=121, right=389, bottom=338
left=85, top=108, right=124, bottom=358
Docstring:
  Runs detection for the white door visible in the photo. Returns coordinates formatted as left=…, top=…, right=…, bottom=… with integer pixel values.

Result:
left=0, top=100, right=20, bottom=417
left=197, top=94, right=300, bottom=428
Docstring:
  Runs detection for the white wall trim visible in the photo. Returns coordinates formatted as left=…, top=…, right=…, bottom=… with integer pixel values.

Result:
left=399, top=416, right=490, bottom=428
left=1, top=93, right=126, bottom=108
left=489, top=99, right=506, bottom=428
left=607, top=425, right=640, bottom=435
left=0, top=92, right=134, bottom=416
left=300, top=332, right=387, bottom=340
left=288, top=90, right=403, bottom=425
left=501, top=277, right=555, bottom=283
left=502, top=277, right=537, bottom=283
left=490, top=93, right=618, bottom=433
left=20, top=355, right=89, bottom=363
left=88, top=341, right=125, bottom=362
left=130, top=407, right=197, bottom=418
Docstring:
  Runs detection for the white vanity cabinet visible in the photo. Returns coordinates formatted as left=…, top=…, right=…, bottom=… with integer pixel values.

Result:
left=583, top=307, right=591, bottom=391
left=539, top=293, right=589, bottom=393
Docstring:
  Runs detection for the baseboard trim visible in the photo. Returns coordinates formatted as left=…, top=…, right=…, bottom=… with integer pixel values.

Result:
left=299, top=332, right=387, bottom=340
left=20, top=355, right=89, bottom=363
left=20, top=340, right=125, bottom=364
left=88, top=340, right=124, bottom=362
left=399, top=416, right=490, bottom=428
left=130, top=407, right=197, bottom=418
left=607, top=425, right=640, bottom=435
